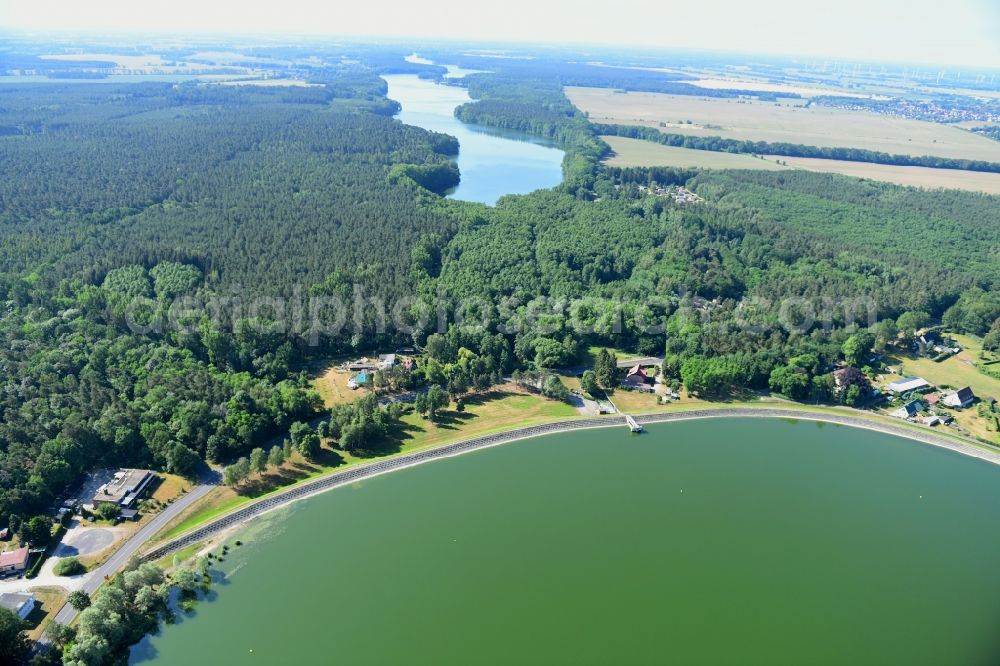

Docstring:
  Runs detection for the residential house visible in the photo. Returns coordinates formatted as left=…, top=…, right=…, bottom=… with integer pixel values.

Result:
left=377, top=354, right=397, bottom=370
left=623, top=365, right=654, bottom=390
left=924, top=393, right=940, bottom=407
left=943, top=386, right=975, bottom=409
left=0, top=592, right=35, bottom=620
left=0, top=546, right=30, bottom=576
left=891, top=399, right=923, bottom=420
left=834, top=367, right=871, bottom=396
left=347, top=358, right=376, bottom=372
left=886, top=377, right=931, bottom=395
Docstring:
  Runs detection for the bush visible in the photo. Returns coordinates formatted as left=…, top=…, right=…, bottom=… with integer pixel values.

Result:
left=95, top=503, right=121, bottom=522
left=24, top=523, right=66, bottom=579
left=54, top=557, right=87, bottom=577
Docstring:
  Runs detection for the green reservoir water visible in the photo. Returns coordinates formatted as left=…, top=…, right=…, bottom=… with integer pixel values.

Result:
left=132, top=419, right=1000, bottom=665
left=382, top=74, right=565, bottom=205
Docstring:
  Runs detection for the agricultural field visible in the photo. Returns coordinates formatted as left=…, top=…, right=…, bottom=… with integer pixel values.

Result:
left=769, top=155, right=1000, bottom=194
left=568, top=86, right=1000, bottom=161
left=687, top=77, right=873, bottom=98
left=602, top=136, right=789, bottom=169
left=600, top=135, right=1000, bottom=194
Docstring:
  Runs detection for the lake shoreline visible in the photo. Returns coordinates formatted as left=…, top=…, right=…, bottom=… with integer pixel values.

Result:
left=142, top=405, right=1000, bottom=563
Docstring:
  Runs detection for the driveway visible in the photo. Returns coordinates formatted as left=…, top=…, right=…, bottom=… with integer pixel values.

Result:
left=55, top=523, right=121, bottom=558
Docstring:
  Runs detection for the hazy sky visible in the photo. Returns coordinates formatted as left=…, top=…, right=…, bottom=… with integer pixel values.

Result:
left=3, top=0, right=999, bottom=68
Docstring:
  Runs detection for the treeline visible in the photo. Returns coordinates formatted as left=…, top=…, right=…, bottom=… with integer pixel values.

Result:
left=425, top=55, right=796, bottom=100
left=594, top=122, right=1000, bottom=174
left=972, top=125, right=1000, bottom=142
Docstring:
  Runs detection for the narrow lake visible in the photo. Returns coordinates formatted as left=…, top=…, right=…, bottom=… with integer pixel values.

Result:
left=382, top=74, right=565, bottom=205
left=133, top=418, right=1000, bottom=665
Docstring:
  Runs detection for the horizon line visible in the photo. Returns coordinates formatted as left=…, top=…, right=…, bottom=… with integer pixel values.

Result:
left=2, top=28, right=998, bottom=73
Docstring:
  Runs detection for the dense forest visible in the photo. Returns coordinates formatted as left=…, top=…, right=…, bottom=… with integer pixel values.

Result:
left=2, top=47, right=1000, bottom=602
left=0, top=68, right=463, bottom=535
left=595, top=123, right=1000, bottom=173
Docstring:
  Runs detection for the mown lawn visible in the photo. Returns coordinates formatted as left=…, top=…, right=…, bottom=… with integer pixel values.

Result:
left=886, top=334, right=1000, bottom=399
left=309, top=358, right=370, bottom=408
left=882, top=334, right=1000, bottom=442
left=25, top=586, right=65, bottom=642
left=150, top=473, right=193, bottom=504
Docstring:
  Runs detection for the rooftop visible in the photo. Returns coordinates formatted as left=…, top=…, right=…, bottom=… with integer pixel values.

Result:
left=0, top=592, right=33, bottom=612
left=887, top=377, right=930, bottom=393
left=0, top=546, right=29, bottom=568
left=92, top=469, right=154, bottom=507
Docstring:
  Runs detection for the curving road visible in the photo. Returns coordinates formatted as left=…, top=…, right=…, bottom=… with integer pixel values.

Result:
left=139, top=406, right=1000, bottom=564
left=38, top=473, right=217, bottom=644
left=38, top=405, right=1000, bottom=643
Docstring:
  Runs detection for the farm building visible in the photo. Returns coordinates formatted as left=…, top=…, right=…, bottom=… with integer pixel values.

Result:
left=887, top=377, right=931, bottom=394
left=943, top=386, right=975, bottom=409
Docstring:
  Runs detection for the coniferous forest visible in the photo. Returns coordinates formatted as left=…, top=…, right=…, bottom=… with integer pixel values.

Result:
left=2, top=45, right=1000, bottom=546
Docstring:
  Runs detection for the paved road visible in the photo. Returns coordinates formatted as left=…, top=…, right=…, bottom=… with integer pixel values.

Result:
left=39, top=404, right=1000, bottom=643
left=39, top=473, right=217, bottom=642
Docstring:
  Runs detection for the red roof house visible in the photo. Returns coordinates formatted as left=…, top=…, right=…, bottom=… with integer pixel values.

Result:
left=624, top=364, right=653, bottom=388
left=0, top=546, right=30, bottom=575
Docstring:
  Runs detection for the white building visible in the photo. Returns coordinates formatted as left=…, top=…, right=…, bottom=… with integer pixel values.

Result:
left=0, top=592, right=35, bottom=620
left=943, top=387, right=975, bottom=409
left=886, top=377, right=930, bottom=394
